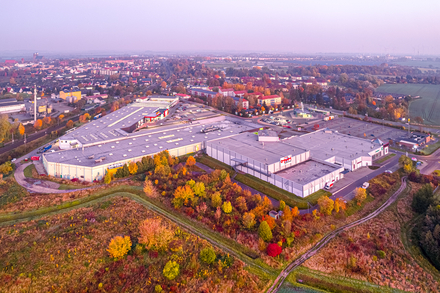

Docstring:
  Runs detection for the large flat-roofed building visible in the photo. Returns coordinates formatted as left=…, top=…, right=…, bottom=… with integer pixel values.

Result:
left=0, top=98, right=25, bottom=114
left=207, top=128, right=387, bottom=197
left=283, top=129, right=388, bottom=171
left=43, top=114, right=257, bottom=182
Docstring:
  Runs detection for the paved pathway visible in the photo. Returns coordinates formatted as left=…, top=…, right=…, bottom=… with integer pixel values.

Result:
left=267, top=176, right=408, bottom=293
left=14, top=162, right=71, bottom=193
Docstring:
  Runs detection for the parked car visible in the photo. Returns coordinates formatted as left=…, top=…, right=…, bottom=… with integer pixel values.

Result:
left=11, top=158, right=16, bottom=163
left=362, top=182, right=370, bottom=189
left=31, top=156, right=40, bottom=161
left=324, top=182, right=334, bottom=190
left=384, top=170, right=392, bottom=174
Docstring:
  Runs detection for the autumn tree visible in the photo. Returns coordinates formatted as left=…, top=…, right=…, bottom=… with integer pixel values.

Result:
left=18, top=123, right=25, bottom=137
left=317, top=196, right=334, bottom=216
left=34, top=119, right=43, bottom=130
left=185, top=156, right=196, bottom=168
left=258, top=221, right=273, bottom=242
left=192, top=181, right=205, bottom=197
left=242, top=212, right=256, bottom=229
left=222, top=201, right=232, bottom=213
left=66, top=120, right=74, bottom=128
left=144, top=180, right=159, bottom=198
left=279, top=200, right=286, bottom=211
left=0, top=161, right=13, bottom=175
left=128, top=161, right=138, bottom=174
left=267, top=243, right=282, bottom=257
left=173, top=185, right=194, bottom=208
left=235, top=196, right=248, bottom=212
left=138, top=218, right=174, bottom=250
left=107, top=236, right=132, bottom=259
left=354, top=187, right=367, bottom=206
left=281, top=206, right=293, bottom=222
left=163, top=261, right=179, bottom=280
left=199, top=247, right=216, bottom=264
left=211, top=192, right=222, bottom=208
left=334, top=198, right=346, bottom=213
left=161, top=81, right=167, bottom=88
left=104, top=171, right=112, bottom=184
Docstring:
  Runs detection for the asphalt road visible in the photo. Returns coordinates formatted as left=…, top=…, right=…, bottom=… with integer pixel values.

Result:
left=267, top=176, right=408, bottom=293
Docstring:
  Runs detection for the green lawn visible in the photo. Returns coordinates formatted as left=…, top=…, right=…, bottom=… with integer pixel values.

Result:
left=197, top=155, right=236, bottom=175
left=23, top=164, right=36, bottom=178
left=375, top=153, right=396, bottom=164
left=58, top=184, right=80, bottom=190
left=421, top=138, right=440, bottom=155
left=377, top=84, right=440, bottom=125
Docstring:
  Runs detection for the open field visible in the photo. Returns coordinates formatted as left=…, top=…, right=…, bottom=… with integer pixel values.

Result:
left=393, top=60, right=440, bottom=69
left=302, top=182, right=440, bottom=292
left=0, top=196, right=269, bottom=292
left=376, top=84, right=440, bottom=125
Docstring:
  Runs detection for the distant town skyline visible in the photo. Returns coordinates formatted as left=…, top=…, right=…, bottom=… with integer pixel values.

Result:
left=1, top=0, right=439, bottom=55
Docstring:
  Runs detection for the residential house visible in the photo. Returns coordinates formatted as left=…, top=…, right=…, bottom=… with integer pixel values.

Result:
left=258, top=95, right=281, bottom=106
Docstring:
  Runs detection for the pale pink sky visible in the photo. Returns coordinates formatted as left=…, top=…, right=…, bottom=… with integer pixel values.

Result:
left=1, top=0, right=439, bottom=55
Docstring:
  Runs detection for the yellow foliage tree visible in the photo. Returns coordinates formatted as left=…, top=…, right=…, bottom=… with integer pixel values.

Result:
left=173, top=185, right=194, bottom=208
left=355, top=187, right=367, bottom=206
left=107, top=236, right=132, bottom=259
left=317, top=196, right=334, bottom=216
left=128, top=161, right=138, bottom=174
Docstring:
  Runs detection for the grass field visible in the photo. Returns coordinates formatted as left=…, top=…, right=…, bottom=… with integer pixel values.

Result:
left=375, top=153, right=396, bottom=164
left=376, top=84, right=440, bottom=125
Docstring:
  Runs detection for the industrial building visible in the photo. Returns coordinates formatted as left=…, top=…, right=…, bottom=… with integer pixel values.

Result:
left=0, top=98, right=25, bottom=114
left=42, top=98, right=389, bottom=198
left=42, top=100, right=256, bottom=181
left=206, top=128, right=388, bottom=197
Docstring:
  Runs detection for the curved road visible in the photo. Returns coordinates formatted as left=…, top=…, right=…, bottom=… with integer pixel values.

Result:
left=267, top=176, right=408, bottom=293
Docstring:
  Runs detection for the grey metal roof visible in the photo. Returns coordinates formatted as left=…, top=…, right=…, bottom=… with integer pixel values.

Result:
left=275, top=158, right=343, bottom=184
left=44, top=118, right=253, bottom=168
left=207, top=132, right=307, bottom=165
left=283, top=129, right=383, bottom=161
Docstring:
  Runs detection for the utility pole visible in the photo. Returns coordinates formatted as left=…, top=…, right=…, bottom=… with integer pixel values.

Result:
left=34, top=85, right=37, bottom=122
left=408, top=118, right=410, bottom=137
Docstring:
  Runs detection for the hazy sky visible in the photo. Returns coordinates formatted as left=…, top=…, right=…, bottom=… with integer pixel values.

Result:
left=1, top=0, right=439, bottom=55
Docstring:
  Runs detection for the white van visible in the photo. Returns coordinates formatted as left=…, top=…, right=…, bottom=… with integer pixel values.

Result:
left=362, top=182, right=370, bottom=189
left=324, top=182, right=334, bottom=190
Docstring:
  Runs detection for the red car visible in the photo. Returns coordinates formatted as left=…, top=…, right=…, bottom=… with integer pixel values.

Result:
left=31, top=156, right=40, bottom=161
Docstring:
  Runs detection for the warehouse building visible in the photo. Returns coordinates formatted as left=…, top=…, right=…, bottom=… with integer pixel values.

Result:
left=43, top=113, right=256, bottom=181
left=206, top=128, right=387, bottom=197
left=0, top=98, right=25, bottom=114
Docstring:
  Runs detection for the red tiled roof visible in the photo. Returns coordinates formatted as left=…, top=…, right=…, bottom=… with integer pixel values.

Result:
left=259, top=95, right=280, bottom=100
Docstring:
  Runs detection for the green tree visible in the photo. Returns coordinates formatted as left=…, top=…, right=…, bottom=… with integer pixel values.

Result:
left=412, top=184, right=434, bottom=213
left=222, top=201, right=232, bottom=213
left=211, top=192, right=222, bottom=208
left=163, top=261, right=180, bottom=280
left=258, top=221, right=273, bottom=242
left=199, top=247, right=216, bottom=264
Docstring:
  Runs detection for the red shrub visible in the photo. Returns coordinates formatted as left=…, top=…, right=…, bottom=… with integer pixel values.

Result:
left=267, top=243, right=282, bottom=257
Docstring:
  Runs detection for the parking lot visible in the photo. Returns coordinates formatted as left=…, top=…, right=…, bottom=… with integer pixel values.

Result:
left=304, top=116, right=408, bottom=142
